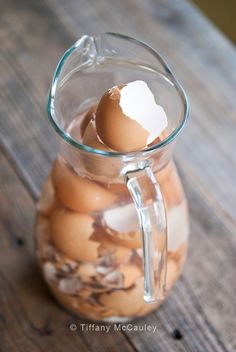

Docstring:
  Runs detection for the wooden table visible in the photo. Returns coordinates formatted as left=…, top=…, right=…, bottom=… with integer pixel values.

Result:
left=1, top=0, right=236, bottom=351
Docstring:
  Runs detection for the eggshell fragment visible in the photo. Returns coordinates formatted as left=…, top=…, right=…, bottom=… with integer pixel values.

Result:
left=99, top=277, right=144, bottom=316
left=80, top=104, right=97, bottom=137
left=96, top=81, right=168, bottom=152
left=97, top=238, right=131, bottom=264
left=50, top=208, right=99, bottom=262
left=77, top=263, right=96, bottom=282
left=82, top=121, right=121, bottom=178
left=103, top=203, right=166, bottom=251
left=119, top=264, right=142, bottom=288
left=168, top=242, right=188, bottom=263
left=155, top=162, right=184, bottom=209
left=165, top=260, right=178, bottom=292
left=49, top=283, right=80, bottom=311
left=96, top=85, right=149, bottom=152
left=103, top=203, right=139, bottom=233
left=167, top=201, right=189, bottom=252
left=51, top=160, right=116, bottom=212
left=37, top=176, right=56, bottom=216
left=105, top=182, right=130, bottom=197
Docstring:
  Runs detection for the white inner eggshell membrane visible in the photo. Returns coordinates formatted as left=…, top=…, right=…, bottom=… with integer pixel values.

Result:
left=104, top=201, right=188, bottom=252
left=119, top=80, right=168, bottom=144
left=103, top=203, right=139, bottom=233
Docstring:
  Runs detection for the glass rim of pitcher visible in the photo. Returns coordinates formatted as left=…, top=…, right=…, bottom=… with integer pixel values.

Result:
left=47, top=32, right=189, bottom=158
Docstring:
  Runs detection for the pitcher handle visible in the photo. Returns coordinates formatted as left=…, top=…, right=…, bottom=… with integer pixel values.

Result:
left=125, top=166, right=167, bottom=303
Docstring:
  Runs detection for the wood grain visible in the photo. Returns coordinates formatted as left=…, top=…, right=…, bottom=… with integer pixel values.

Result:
left=0, top=0, right=236, bottom=351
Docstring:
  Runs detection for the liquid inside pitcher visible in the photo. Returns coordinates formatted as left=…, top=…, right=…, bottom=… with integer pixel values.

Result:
left=35, top=33, right=189, bottom=322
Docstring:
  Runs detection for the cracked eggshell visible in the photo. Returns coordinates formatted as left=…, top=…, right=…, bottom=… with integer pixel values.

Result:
left=155, top=162, right=184, bottom=209
left=51, top=160, right=116, bottom=212
left=97, top=238, right=131, bottom=264
left=119, top=264, right=142, bottom=288
left=95, top=81, right=167, bottom=152
left=82, top=121, right=120, bottom=178
left=49, top=283, right=81, bottom=311
left=37, top=175, right=56, bottom=216
left=167, top=201, right=189, bottom=252
left=103, top=203, right=166, bottom=251
left=103, top=204, right=141, bottom=249
left=50, top=208, right=99, bottom=262
left=165, top=260, right=178, bottom=292
left=99, top=277, right=144, bottom=316
left=80, top=104, right=97, bottom=137
left=77, top=263, right=96, bottom=283
left=105, top=182, right=130, bottom=198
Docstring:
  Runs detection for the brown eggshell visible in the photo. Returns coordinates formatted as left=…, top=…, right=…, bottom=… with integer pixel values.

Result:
left=105, top=182, right=130, bottom=198
left=51, top=159, right=116, bottom=212
left=50, top=283, right=108, bottom=320
left=95, top=86, right=149, bottom=152
left=165, top=260, right=178, bottom=292
left=83, top=120, right=110, bottom=151
left=77, top=263, right=96, bottom=282
left=148, top=129, right=169, bottom=146
left=168, top=242, right=188, bottom=263
left=99, top=277, right=144, bottom=316
left=49, top=283, right=80, bottom=311
left=50, top=208, right=99, bottom=262
left=82, top=121, right=121, bottom=178
left=37, top=175, right=56, bottom=216
left=106, top=229, right=142, bottom=249
left=155, top=162, right=184, bottom=209
left=119, top=264, right=142, bottom=288
left=80, top=104, right=97, bottom=137
left=97, top=238, right=131, bottom=264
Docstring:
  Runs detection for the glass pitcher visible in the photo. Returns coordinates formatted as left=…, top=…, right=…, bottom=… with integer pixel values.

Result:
left=35, top=33, right=189, bottom=322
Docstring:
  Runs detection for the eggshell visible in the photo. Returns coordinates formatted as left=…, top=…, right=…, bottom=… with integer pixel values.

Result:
left=99, top=277, right=144, bottom=316
left=82, top=121, right=121, bottom=178
left=105, top=182, right=130, bottom=198
left=155, top=162, right=184, bottom=209
left=106, top=230, right=142, bottom=250
left=168, top=242, right=188, bottom=263
left=79, top=288, right=92, bottom=299
left=83, top=120, right=110, bottom=151
left=103, top=203, right=166, bottom=251
left=119, top=264, right=142, bottom=288
left=49, top=283, right=105, bottom=321
left=49, top=283, right=80, bottom=311
left=77, top=263, right=96, bottom=282
left=80, top=104, right=97, bottom=137
left=166, top=201, right=189, bottom=252
left=165, top=260, right=178, bottom=292
left=50, top=208, right=99, bottom=262
left=97, top=238, right=131, bottom=264
left=37, top=175, right=56, bottom=216
left=96, top=86, right=149, bottom=152
left=51, top=159, right=116, bottom=212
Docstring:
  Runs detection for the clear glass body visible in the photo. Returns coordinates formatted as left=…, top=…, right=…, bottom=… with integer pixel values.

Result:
left=35, top=33, right=189, bottom=321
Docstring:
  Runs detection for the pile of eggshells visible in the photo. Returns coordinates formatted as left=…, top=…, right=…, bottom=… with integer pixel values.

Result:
left=35, top=81, right=189, bottom=321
